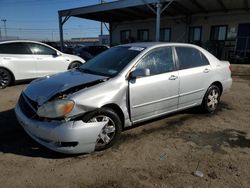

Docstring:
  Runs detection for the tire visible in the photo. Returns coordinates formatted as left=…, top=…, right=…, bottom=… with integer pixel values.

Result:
left=68, top=61, right=82, bottom=69
left=201, top=85, right=221, bottom=113
left=0, top=68, right=12, bottom=89
left=82, top=107, right=122, bottom=151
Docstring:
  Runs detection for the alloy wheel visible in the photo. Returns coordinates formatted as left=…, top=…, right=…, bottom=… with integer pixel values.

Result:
left=88, top=115, right=116, bottom=147
left=207, top=89, right=219, bottom=111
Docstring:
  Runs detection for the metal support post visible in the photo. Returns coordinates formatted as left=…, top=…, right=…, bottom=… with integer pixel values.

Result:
left=156, top=2, right=162, bottom=42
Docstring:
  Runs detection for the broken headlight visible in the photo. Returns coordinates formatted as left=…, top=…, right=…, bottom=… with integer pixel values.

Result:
left=37, top=99, right=75, bottom=118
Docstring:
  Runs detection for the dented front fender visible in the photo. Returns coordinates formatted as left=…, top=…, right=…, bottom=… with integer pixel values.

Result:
left=15, top=104, right=107, bottom=154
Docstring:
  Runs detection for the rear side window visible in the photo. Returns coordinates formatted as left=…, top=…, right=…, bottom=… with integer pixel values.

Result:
left=28, top=43, right=56, bottom=55
left=0, top=42, right=31, bottom=54
left=175, top=47, right=209, bottom=70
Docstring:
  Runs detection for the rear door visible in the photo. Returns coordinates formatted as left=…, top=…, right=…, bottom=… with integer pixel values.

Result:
left=175, top=46, right=212, bottom=109
left=0, top=42, right=37, bottom=80
left=27, top=43, right=68, bottom=77
left=129, top=46, right=179, bottom=123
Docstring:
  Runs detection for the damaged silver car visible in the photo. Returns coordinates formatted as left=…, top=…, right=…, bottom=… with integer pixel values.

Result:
left=15, top=43, right=232, bottom=154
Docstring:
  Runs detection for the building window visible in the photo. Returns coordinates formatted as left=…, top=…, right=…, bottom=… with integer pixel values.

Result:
left=160, top=28, right=171, bottom=42
left=120, top=30, right=131, bottom=44
left=189, top=26, right=202, bottom=43
left=210, top=25, right=228, bottom=41
left=137, top=29, right=149, bottom=41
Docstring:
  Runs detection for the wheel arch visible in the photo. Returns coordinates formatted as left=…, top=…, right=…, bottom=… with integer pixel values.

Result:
left=67, top=61, right=82, bottom=70
left=210, top=81, right=223, bottom=93
left=102, top=103, right=125, bottom=130
left=0, top=66, right=15, bottom=84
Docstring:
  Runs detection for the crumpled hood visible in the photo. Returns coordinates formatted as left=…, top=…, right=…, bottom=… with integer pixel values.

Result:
left=24, top=70, right=108, bottom=105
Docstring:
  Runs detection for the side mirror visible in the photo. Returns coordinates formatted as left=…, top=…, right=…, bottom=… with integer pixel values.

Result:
left=52, top=51, right=61, bottom=57
left=130, top=68, right=150, bottom=79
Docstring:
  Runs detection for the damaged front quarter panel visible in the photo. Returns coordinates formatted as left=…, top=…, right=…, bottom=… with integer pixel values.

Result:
left=15, top=101, right=108, bottom=154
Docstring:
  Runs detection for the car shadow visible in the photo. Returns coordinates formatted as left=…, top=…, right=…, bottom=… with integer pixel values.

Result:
left=12, top=79, right=34, bottom=86
left=0, top=109, right=76, bottom=159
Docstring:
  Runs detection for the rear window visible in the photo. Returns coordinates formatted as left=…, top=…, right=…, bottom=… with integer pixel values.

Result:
left=0, top=42, right=31, bottom=54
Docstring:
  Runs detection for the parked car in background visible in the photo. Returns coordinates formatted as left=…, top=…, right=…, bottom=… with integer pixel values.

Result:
left=74, top=45, right=109, bottom=61
left=15, top=42, right=232, bottom=154
left=0, top=40, right=85, bottom=88
left=44, top=41, right=74, bottom=54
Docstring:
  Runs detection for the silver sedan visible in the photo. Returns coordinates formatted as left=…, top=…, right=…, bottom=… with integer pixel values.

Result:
left=15, top=42, right=232, bottom=154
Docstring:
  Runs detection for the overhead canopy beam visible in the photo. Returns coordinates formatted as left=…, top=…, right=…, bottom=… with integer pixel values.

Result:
left=118, top=8, right=148, bottom=19
left=142, top=0, right=157, bottom=14
left=171, top=2, right=191, bottom=15
left=59, top=0, right=161, bottom=17
left=62, top=15, right=71, bottom=25
left=130, top=7, right=155, bottom=17
left=108, top=10, right=138, bottom=20
left=244, top=0, right=249, bottom=10
left=216, top=0, right=228, bottom=12
left=190, top=0, right=208, bottom=13
left=161, top=0, right=174, bottom=14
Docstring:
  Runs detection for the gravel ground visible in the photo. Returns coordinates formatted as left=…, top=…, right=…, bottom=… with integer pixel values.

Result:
left=0, top=64, right=250, bottom=188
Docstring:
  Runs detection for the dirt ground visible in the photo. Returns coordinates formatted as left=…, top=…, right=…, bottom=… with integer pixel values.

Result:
left=0, top=64, right=250, bottom=188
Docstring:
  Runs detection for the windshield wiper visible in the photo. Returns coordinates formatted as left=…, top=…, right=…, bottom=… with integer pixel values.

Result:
left=77, top=67, right=96, bottom=74
left=77, top=67, right=109, bottom=77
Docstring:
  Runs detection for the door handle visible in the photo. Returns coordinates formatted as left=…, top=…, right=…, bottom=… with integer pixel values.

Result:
left=36, top=58, right=43, bottom=60
left=169, top=75, right=178, bottom=80
left=3, top=57, right=11, bottom=60
left=203, top=68, right=210, bottom=73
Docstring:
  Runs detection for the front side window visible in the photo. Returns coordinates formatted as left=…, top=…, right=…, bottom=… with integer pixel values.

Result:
left=189, top=26, right=202, bottom=42
left=120, top=30, right=131, bottom=44
left=28, top=43, right=56, bottom=55
left=210, top=25, right=227, bottom=41
left=175, top=47, right=209, bottom=70
left=137, top=47, right=174, bottom=75
left=137, top=29, right=149, bottom=42
left=79, top=46, right=142, bottom=77
left=160, top=28, right=171, bottom=42
left=0, top=42, right=31, bottom=54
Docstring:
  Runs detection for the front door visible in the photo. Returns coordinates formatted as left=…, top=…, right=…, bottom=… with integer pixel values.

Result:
left=27, top=43, right=67, bottom=77
left=129, top=47, right=179, bottom=123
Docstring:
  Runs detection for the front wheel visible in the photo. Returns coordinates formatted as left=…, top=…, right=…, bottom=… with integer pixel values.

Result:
left=202, top=85, right=221, bottom=113
left=68, top=61, right=82, bottom=69
left=82, top=108, right=122, bottom=151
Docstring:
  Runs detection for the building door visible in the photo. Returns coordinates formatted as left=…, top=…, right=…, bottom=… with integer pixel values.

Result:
left=236, top=23, right=250, bottom=52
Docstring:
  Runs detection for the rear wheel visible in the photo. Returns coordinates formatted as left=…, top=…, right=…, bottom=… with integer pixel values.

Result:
left=202, top=85, right=221, bottom=113
left=82, top=108, right=122, bottom=151
left=68, top=61, right=81, bottom=69
left=0, top=68, right=12, bottom=89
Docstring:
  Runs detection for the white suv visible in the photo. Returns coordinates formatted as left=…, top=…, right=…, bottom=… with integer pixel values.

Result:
left=0, top=40, right=85, bottom=88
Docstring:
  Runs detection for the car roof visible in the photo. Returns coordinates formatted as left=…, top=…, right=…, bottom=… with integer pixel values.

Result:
left=0, top=40, right=46, bottom=45
left=119, top=42, right=200, bottom=49
left=0, top=40, right=60, bottom=52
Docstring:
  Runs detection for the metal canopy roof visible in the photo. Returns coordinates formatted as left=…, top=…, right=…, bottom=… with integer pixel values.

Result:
left=59, top=0, right=250, bottom=23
